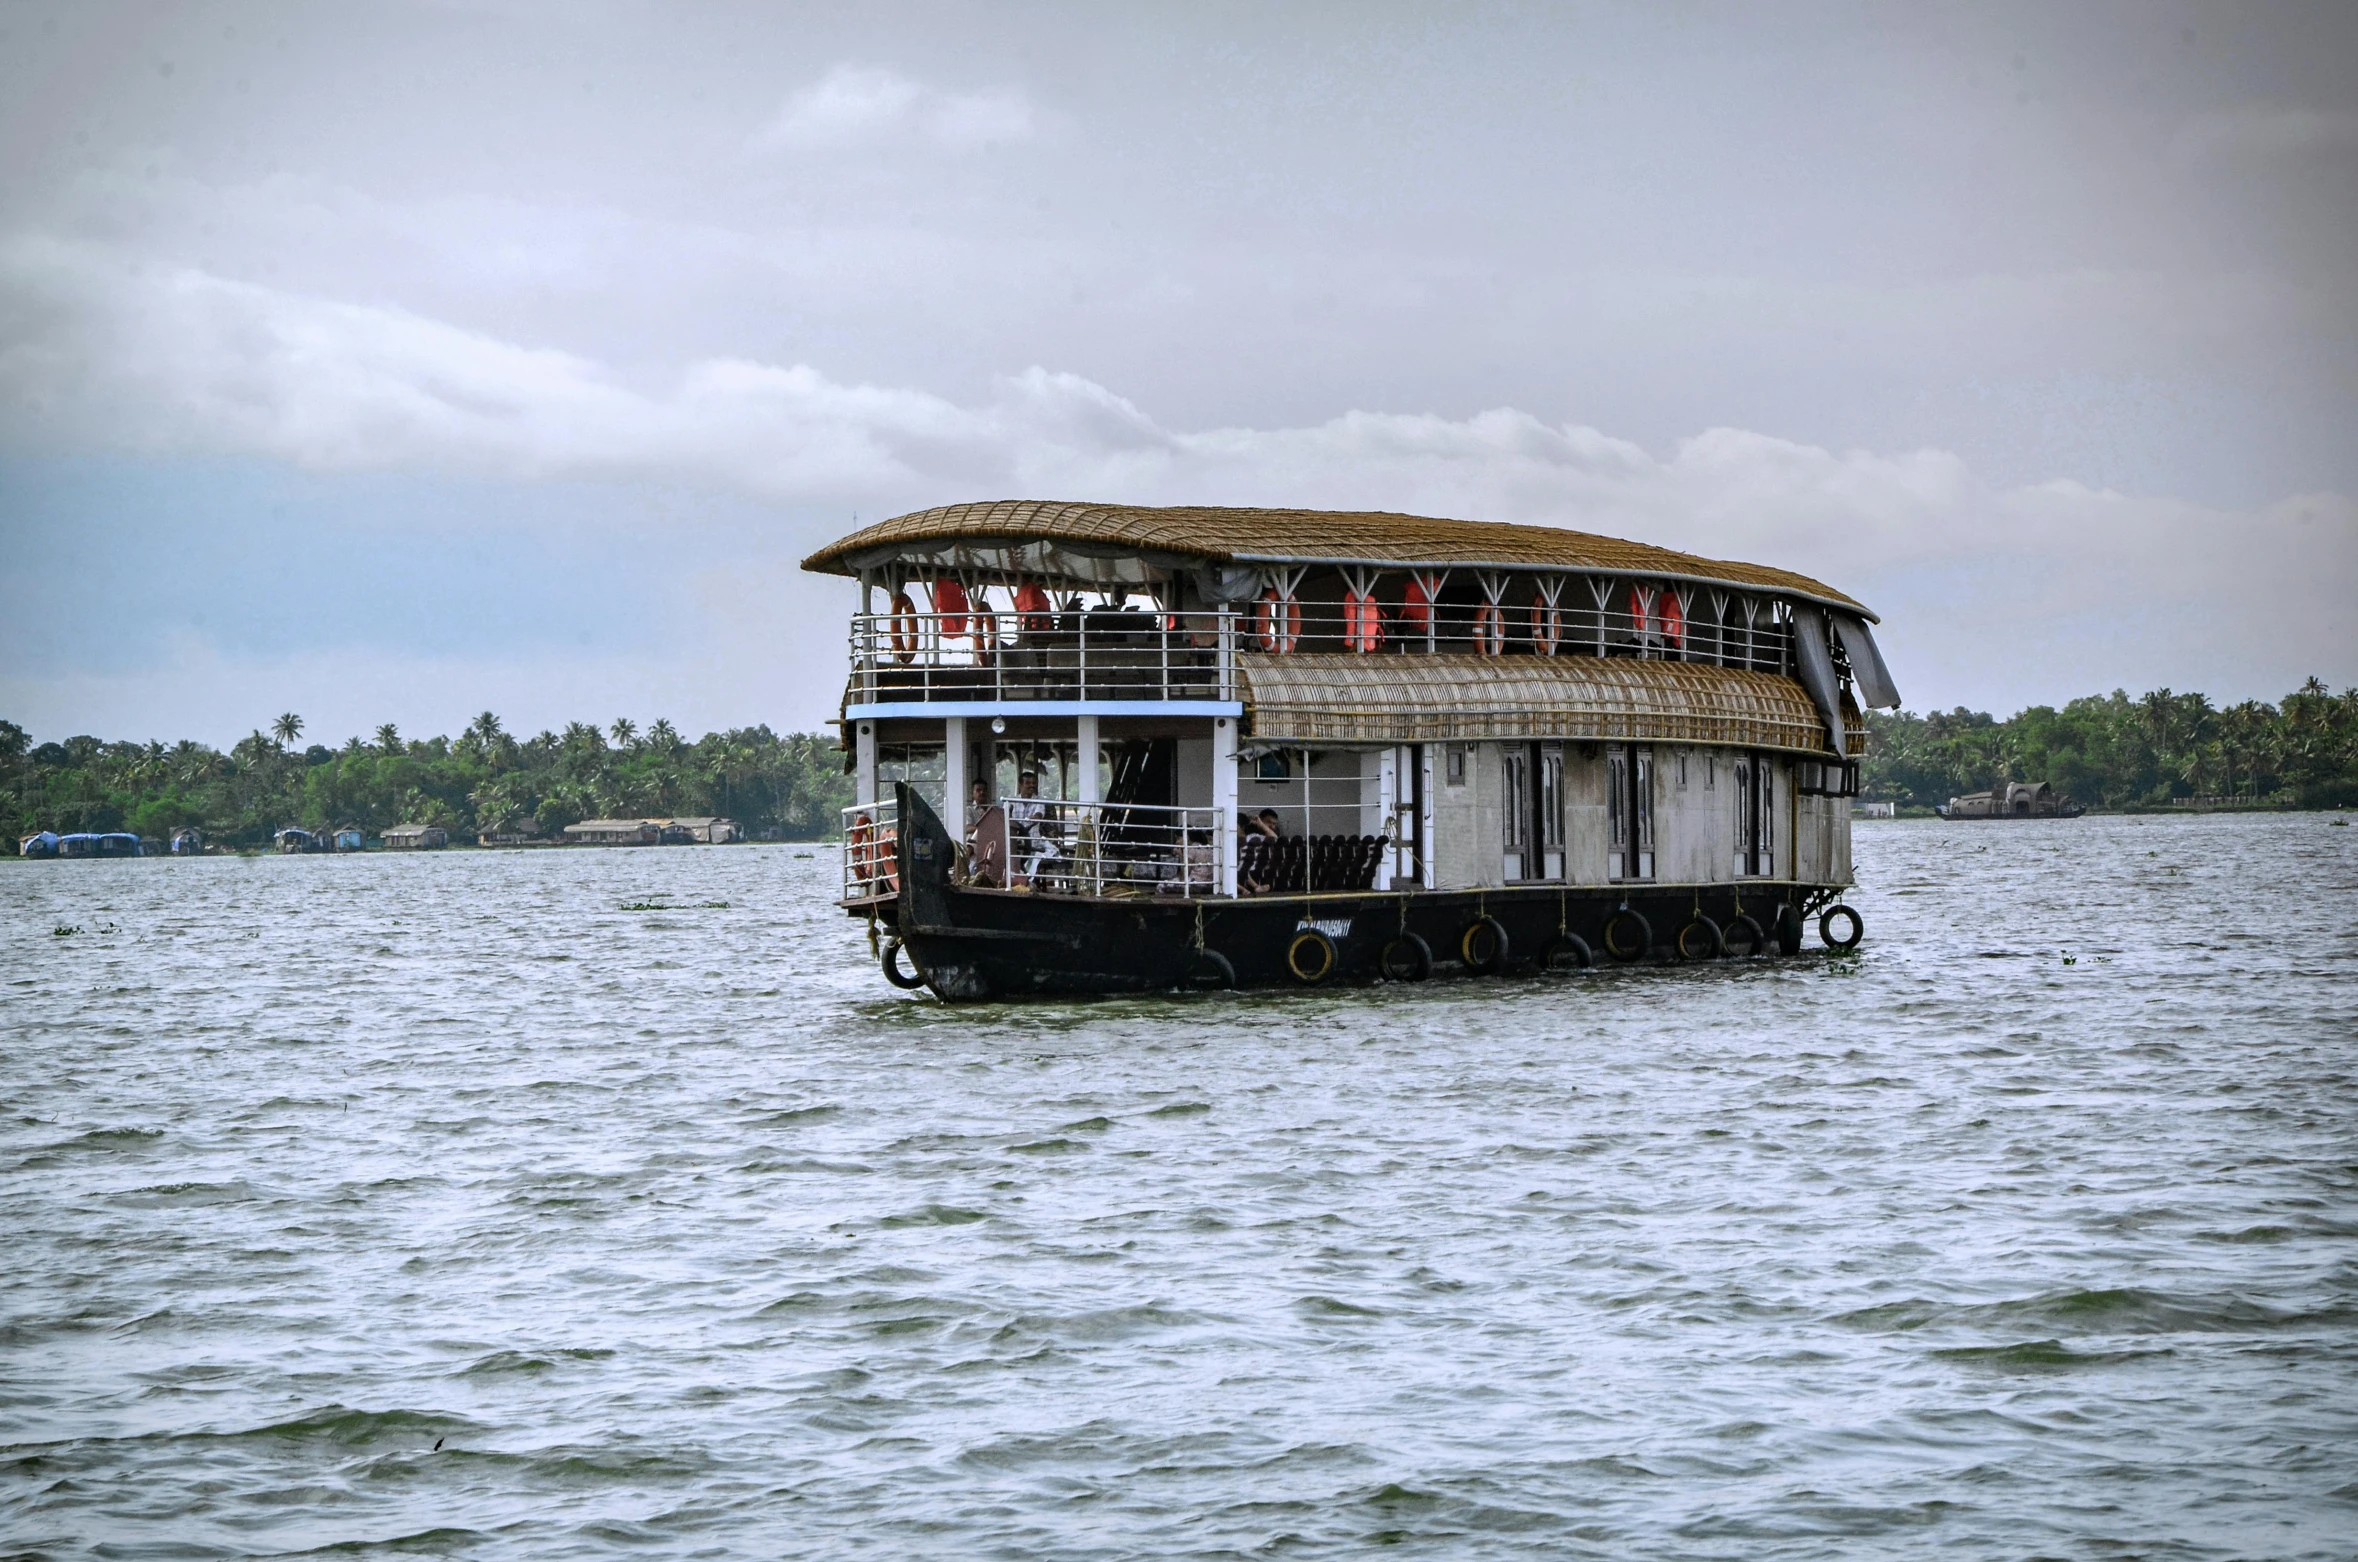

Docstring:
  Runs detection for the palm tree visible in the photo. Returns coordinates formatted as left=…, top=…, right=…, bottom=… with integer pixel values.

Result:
left=610, top=717, right=638, bottom=749
left=272, top=712, right=304, bottom=749
left=466, top=712, right=505, bottom=746
left=376, top=723, right=402, bottom=756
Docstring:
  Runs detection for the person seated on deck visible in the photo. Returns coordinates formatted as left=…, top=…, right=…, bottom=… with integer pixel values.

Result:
left=965, top=779, right=989, bottom=831
left=1240, top=809, right=1281, bottom=894
left=1183, top=828, right=1215, bottom=891
left=1005, top=771, right=1058, bottom=885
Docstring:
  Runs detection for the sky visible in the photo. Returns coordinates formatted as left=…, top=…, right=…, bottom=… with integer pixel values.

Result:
left=2, top=0, right=2353, bottom=746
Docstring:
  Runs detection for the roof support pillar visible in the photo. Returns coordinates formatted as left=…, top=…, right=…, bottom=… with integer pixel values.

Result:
left=1076, top=713, right=1101, bottom=805
left=943, top=716, right=967, bottom=833
left=1212, top=715, right=1238, bottom=897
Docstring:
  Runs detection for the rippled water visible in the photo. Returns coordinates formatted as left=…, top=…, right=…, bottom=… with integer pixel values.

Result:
left=5, top=814, right=2355, bottom=1559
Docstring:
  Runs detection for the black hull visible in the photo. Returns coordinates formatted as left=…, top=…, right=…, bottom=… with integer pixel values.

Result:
left=852, top=881, right=1845, bottom=1000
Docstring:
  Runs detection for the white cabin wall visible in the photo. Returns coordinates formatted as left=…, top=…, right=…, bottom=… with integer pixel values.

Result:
left=1656, top=746, right=1728, bottom=885
left=1431, top=742, right=1481, bottom=889
left=1562, top=745, right=1611, bottom=886
left=1359, top=750, right=1386, bottom=837
left=1175, top=738, right=1212, bottom=808
left=1471, top=743, right=1506, bottom=888
left=1794, top=793, right=1853, bottom=886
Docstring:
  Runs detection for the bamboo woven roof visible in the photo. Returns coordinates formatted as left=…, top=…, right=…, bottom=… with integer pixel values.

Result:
left=802, top=500, right=1870, bottom=617
left=1239, top=653, right=1863, bottom=757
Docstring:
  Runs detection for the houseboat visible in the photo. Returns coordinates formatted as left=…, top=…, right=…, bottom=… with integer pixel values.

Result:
left=1940, top=781, right=2084, bottom=819
left=802, top=501, right=1902, bottom=999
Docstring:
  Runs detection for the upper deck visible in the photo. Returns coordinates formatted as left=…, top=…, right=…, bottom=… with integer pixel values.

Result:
left=806, top=500, right=1899, bottom=745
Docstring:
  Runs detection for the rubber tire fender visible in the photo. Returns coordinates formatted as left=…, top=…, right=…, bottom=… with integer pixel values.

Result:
left=1722, top=913, right=1768, bottom=958
left=1601, top=908, right=1652, bottom=963
left=1183, top=947, right=1237, bottom=991
left=880, top=937, right=927, bottom=990
left=1287, top=928, right=1339, bottom=985
left=1819, top=904, right=1864, bottom=951
left=1773, top=903, right=1804, bottom=956
left=1379, top=931, right=1434, bottom=983
left=1542, top=932, right=1594, bottom=971
left=1460, top=915, right=1510, bottom=974
left=1676, top=914, right=1725, bottom=962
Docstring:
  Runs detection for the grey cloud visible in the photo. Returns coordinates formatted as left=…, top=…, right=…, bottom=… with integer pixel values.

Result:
left=752, top=63, right=1044, bottom=152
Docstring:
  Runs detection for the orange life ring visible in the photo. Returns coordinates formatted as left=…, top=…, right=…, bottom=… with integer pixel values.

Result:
left=876, top=826, right=899, bottom=891
left=887, top=592, right=920, bottom=664
left=966, top=609, right=997, bottom=667
left=1656, top=588, right=1685, bottom=649
left=1529, top=594, right=1562, bottom=656
left=1256, top=591, right=1302, bottom=654
left=1013, top=582, right=1053, bottom=635
left=849, top=812, right=894, bottom=893
left=931, top=579, right=970, bottom=638
left=1343, top=591, right=1384, bottom=652
left=1473, top=601, right=1506, bottom=656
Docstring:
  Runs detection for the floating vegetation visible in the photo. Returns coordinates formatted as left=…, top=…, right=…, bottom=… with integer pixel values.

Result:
left=618, top=900, right=730, bottom=912
left=53, top=924, right=82, bottom=937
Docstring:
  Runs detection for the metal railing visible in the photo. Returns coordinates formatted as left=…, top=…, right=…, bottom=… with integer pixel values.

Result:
left=841, top=796, right=901, bottom=901
left=849, top=610, right=1236, bottom=704
left=840, top=798, right=1224, bottom=900
left=847, top=600, right=1791, bottom=704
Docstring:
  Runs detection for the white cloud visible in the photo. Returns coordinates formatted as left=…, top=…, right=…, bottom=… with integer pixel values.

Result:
left=752, top=64, right=1043, bottom=153
left=2, top=235, right=2350, bottom=718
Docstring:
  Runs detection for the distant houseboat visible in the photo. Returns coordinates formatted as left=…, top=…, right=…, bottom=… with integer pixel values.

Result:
left=802, top=500, right=1903, bottom=999
left=1940, top=782, right=2084, bottom=819
left=564, top=819, right=661, bottom=846
left=56, top=832, right=144, bottom=858
left=170, top=828, right=204, bottom=855
left=383, top=824, right=449, bottom=850
left=274, top=827, right=314, bottom=853
left=20, top=832, right=59, bottom=858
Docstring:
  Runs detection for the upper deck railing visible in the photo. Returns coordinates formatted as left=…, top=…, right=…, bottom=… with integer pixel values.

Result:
left=846, top=598, right=1793, bottom=706
left=849, top=609, right=1238, bottom=705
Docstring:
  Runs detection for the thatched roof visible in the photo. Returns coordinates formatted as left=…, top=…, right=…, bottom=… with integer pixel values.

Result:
left=1240, top=653, right=1861, bottom=757
left=801, top=500, right=1870, bottom=617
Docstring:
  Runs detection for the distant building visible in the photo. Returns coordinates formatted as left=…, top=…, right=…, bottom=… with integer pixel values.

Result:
left=563, top=818, right=661, bottom=846
left=1941, top=781, right=2084, bottom=819
left=59, top=833, right=144, bottom=857
left=383, top=825, right=449, bottom=850
left=330, top=827, right=365, bottom=852
left=1856, top=801, right=1897, bottom=819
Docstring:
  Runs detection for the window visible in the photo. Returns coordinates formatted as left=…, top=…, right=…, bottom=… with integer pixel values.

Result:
left=1501, top=750, right=1529, bottom=852
left=878, top=742, right=947, bottom=816
left=1735, top=752, right=1775, bottom=876
left=1540, top=747, right=1563, bottom=853
left=1256, top=751, right=1292, bottom=781
left=1607, top=744, right=1654, bottom=881
left=1675, top=751, right=1688, bottom=788
left=1446, top=746, right=1467, bottom=786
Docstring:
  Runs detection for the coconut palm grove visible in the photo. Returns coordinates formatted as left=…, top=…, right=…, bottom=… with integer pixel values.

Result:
left=4, top=679, right=2355, bottom=850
